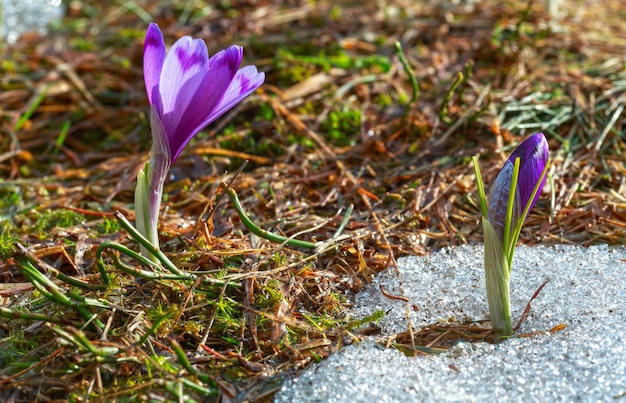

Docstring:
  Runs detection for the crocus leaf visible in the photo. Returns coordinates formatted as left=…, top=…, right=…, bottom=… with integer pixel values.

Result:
left=471, top=155, right=489, bottom=218
left=134, top=167, right=153, bottom=259
left=482, top=216, right=512, bottom=338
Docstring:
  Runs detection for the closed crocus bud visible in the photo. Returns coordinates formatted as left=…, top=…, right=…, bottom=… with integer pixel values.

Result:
left=135, top=23, right=265, bottom=260
left=488, top=132, right=549, bottom=240
left=474, top=132, right=550, bottom=340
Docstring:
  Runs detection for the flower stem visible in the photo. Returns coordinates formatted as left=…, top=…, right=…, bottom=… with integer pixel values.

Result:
left=0, top=306, right=85, bottom=327
left=225, top=187, right=318, bottom=249
left=394, top=41, right=419, bottom=106
left=15, top=248, right=105, bottom=330
left=439, top=71, right=464, bottom=124
left=113, top=210, right=183, bottom=275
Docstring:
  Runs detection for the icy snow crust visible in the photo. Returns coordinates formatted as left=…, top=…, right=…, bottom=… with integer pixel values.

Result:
left=276, top=244, right=626, bottom=402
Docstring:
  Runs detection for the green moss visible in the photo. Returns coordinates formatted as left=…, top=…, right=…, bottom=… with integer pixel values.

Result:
left=96, top=217, right=120, bottom=235
left=322, top=108, right=362, bottom=147
left=33, top=209, right=85, bottom=233
left=255, top=279, right=283, bottom=308
left=0, top=223, right=17, bottom=259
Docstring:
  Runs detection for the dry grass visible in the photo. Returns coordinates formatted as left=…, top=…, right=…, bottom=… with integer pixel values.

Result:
left=0, top=0, right=624, bottom=401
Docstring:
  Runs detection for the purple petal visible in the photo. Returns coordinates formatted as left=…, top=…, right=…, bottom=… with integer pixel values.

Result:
left=487, top=160, right=521, bottom=239
left=143, top=23, right=166, bottom=106
left=158, top=35, right=210, bottom=118
left=166, top=46, right=244, bottom=161
left=506, top=132, right=549, bottom=212
left=210, top=65, right=266, bottom=120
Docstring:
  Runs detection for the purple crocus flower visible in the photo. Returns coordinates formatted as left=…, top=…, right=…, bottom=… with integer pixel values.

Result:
left=143, top=22, right=265, bottom=163
left=135, top=23, right=264, bottom=259
left=487, top=132, right=549, bottom=239
left=478, top=132, right=549, bottom=339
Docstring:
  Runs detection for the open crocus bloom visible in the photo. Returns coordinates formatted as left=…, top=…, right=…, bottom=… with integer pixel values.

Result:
left=474, top=132, right=549, bottom=339
left=135, top=22, right=265, bottom=259
left=143, top=22, right=265, bottom=163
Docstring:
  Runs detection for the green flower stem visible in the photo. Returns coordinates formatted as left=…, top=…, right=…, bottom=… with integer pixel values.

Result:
left=394, top=41, right=419, bottom=106
left=16, top=257, right=72, bottom=304
left=97, top=235, right=238, bottom=290
left=66, top=292, right=110, bottom=309
left=113, top=210, right=183, bottom=275
left=0, top=306, right=84, bottom=327
left=53, top=326, right=119, bottom=357
left=170, top=338, right=217, bottom=390
left=440, top=71, right=464, bottom=124
left=225, top=187, right=318, bottom=250
left=109, top=252, right=191, bottom=281
left=50, top=270, right=104, bottom=291
left=15, top=254, right=104, bottom=329
left=16, top=244, right=103, bottom=291
left=96, top=239, right=193, bottom=282
left=97, top=239, right=240, bottom=295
